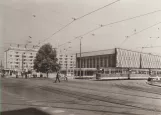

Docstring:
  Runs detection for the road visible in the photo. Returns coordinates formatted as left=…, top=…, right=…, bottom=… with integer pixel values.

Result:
left=1, top=78, right=161, bottom=115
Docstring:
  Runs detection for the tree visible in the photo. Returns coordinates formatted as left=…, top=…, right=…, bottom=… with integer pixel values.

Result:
left=34, top=43, right=60, bottom=78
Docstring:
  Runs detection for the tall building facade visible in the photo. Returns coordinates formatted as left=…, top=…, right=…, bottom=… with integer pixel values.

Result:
left=57, top=53, right=76, bottom=76
left=4, top=46, right=39, bottom=71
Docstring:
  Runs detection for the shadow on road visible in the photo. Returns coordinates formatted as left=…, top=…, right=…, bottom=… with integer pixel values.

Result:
left=1, top=108, right=50, bottom=115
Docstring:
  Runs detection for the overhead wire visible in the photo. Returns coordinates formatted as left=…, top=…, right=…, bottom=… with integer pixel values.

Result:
left=79, top=9, right=161, bottom=38
left=40, top=0, right=121, bottom=44
left=58, top=9, right=161, bottom=48
left=119, top=21, right=161, bottom=47
left=75, top=0, right=120, bottom=20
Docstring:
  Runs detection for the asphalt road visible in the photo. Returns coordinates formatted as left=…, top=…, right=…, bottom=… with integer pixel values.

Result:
left=1, top=78, right=161, bottom=115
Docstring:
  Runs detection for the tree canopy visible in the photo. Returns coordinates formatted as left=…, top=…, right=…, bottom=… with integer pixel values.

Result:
left=34, top=43, right=60, bottom=77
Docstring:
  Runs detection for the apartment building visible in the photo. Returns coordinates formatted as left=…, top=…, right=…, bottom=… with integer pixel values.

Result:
left=4, top=46, right=39, bottom=71
left=57, top=53, right=76, bottom=76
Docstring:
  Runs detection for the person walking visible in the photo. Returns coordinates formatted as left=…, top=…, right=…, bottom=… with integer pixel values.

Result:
left=55, top=71, right=61, bottom=83
left=64, top=73, right=68, bottom=81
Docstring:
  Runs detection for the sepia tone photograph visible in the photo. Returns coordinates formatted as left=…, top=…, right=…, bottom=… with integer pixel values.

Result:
left=0, top=0, right=161, bottom=115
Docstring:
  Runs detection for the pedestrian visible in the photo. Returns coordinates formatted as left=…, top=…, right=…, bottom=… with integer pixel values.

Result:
left=55, top=71, right=61, bottom=83
left=64, top=73, right=68, bottom=81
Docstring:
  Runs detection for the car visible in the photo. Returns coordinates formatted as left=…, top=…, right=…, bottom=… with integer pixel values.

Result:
left=147, top=76, right=161, bottom=81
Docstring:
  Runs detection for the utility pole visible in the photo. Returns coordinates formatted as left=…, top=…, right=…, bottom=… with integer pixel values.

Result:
left=79, top=38, right=82, bottom=77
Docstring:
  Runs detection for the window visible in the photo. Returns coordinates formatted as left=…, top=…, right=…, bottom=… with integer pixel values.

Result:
left=15, top=55, right=19, bottom=57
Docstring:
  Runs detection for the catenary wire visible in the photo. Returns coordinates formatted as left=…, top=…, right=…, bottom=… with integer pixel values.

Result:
left=58, top=9, right=161, bottom=48
left=40, top=0, right=121, bottom=44
left=119, top=21, right=161, bottom=47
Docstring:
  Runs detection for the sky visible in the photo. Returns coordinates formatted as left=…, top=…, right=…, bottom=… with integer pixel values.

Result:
left=1, top=0, right=161, bottom=63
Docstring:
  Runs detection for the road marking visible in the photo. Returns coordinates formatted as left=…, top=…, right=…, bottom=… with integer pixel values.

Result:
left=27, top=100, right=36, bottom=103
left=33, top=102, right=44, bottom=106
left=40, top=107, right=49, bottom=110
left=19, top=98, right=26, bottom=100
left=51, top=110, right=65, bottom=113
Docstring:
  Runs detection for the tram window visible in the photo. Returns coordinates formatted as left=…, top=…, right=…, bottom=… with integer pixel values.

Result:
left=105, top=71, right=109, bottom=74
left=111, top=70, right=115, bottom=74
left=138, top=71, right=141, bottom=74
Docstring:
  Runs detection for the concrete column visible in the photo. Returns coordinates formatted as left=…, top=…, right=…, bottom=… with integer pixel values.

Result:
left=98, top=56, right=101, bottom=67
left=106, top=57, right=108, bottom=67
left=91, top=57, right=93, bottom=68
left=84, top=58, right=85, bottom=68
left=95, top=57, right=97, bottom=68
left=109, top=68, right=111, bottom=74
left=83, top=70, right=85, bottom=77
left=82, top=58, right=84, bottom=68
left=93, top=57, right=95, bottom=68
left=102, top=57, right=104, bottom=67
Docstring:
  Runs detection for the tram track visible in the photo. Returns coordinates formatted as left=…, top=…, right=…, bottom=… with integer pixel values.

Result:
left=3, top=79, right=161, bottom=100
left=115, top=83, right=161, bottom=95
left=50, top=81, right=161, bottom=100
left=1, top=87, right=147, bottom=115
left=34, top=85, right=161, bottom=113
left=2, top=79, right=161, bottom=113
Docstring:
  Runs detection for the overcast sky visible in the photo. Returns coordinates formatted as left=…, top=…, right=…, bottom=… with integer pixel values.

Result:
left=1, top=0, right=161, bottom=61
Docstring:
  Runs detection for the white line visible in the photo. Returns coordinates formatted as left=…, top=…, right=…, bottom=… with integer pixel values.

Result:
left=51, top=109, right=65, bottom=113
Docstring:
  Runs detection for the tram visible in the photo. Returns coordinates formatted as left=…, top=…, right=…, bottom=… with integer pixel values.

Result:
left=95, top=68, right=161, bottom=80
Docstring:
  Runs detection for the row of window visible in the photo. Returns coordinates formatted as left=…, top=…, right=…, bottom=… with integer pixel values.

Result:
left=13, top=65, right=33, bottom=68
left=10, top=55, right=34, bottom=58
left=9, top=62, right=33, bottom=65
left=59, top=61, right=75, bottom=63
left=10, top=51, right=34, bottom=55
left=59, top=58, right=75, bottom=60
left=59, top=55, right=75, bottom=58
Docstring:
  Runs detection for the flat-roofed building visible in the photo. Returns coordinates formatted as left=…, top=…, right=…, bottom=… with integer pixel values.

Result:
left=75, top=48, right=161, bottom=79
left=57, top=53, right=76, bottom=76
left=4, top=45, right=39, bottom=72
